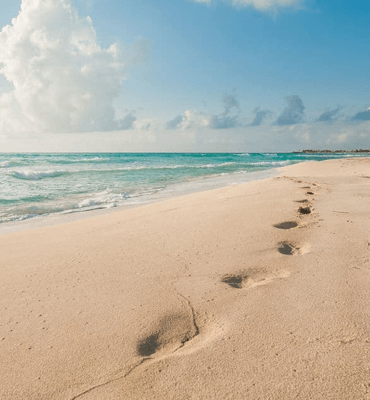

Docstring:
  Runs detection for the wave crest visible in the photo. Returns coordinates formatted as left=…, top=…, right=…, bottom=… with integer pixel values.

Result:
left=12, top=170, right=67, bottom=180
left=0, top=161, right=13, bottom=168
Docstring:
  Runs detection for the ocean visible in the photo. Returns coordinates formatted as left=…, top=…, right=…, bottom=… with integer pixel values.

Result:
left=0, top=152, right=366, bottom=225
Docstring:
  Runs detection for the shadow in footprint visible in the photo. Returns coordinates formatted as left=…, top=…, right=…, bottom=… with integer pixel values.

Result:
left=278, top=243, right=296, bottom=255
left=136, top=313, right=197, bottom=359
left=221, top=275, right=246, bottom=289
left=221, top=268, right=290, bottom=290
left=306, top=191, right=314, bottom=195
left=137, top=333, right=160, bottom=357
left=278, top=241, right=310, bottom=256
left=299, top=206, right=311, bottom=215
left=274, top=221, right=298, bottom=230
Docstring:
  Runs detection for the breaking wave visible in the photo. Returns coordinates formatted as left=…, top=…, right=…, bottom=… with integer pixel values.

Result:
left=12, top=170, right=67, bottom=180
left=2, top=152, right=365, bottom=225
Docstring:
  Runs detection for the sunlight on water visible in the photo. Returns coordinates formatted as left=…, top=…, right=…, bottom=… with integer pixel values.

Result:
left=0, top=152, right=366, bottom=224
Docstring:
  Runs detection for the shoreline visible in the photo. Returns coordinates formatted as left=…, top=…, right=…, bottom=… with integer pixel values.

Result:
left=0, top=166, right=279, bottom=236
left=1, top=157, right=370, bottom=399
left=2, top=152, right=369, bottom=235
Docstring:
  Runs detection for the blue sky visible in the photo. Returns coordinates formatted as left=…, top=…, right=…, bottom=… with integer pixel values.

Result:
left=0, top=0, right=369, bottom=151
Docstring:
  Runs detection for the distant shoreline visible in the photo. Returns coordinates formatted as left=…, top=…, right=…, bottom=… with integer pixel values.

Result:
left=293, top=149, right=370, bottom=154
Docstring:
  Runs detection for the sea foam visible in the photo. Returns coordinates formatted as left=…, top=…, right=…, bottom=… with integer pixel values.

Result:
left=1, top=152, right=365, bottom=225
left=12, top=170, right=67, bottom=180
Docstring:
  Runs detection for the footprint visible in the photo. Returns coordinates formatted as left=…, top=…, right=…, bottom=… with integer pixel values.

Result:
left=298, top=206, right=312, bottom=215
left=306, top=191, right=314, bottom=195
left=221, top=268, right=290, bottom=289
left=138, top=333, right=160, bottom=357
left=294, top=199, right=313, bottom=214
left=221, top=274, right=248, bottom=289
left=278, top=241, right=311, bottom=256
left=71, top=311, right=200, bottom=398
left=274, top=221, right=299, bottom=230
left=137, top=313, right=198, bottom=358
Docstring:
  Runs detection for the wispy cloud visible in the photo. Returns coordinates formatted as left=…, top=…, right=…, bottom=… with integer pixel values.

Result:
left=316, top=106, right=342, bottom=123
left=275, top=95, right=305, bottom=126
left=191, top=0, right=304, bottom=12
left=222, top=95, right=240, bottom=114
left=0, top=0, right=135, bottom=134
left=249, top=107, right=272, bottom=126
left=351, top=107, right=370, bottom=122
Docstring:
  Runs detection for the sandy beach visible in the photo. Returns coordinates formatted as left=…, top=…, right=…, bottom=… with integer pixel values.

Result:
left=1, top=157, right=370, bottom=399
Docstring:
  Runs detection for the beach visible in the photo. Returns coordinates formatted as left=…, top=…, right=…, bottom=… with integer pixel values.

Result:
left=1, top=156, right=370, bottom=399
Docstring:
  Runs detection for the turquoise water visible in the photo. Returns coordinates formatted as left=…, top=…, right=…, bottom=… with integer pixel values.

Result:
left=0, top=152, right=365, bottom=224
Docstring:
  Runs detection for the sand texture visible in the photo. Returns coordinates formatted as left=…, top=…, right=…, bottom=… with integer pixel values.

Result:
left=1, top=157, right=370, bottom=399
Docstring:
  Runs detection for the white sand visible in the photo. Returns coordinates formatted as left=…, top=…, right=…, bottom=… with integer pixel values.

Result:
left=1, top=157, right=370, bottom=399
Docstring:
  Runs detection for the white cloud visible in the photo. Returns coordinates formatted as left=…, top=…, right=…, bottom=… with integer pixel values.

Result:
left=0, top=0, right=127, bottom=134
left=2, top=118, right=370, bottom=153
left=166, top=110, right=211, bottom=130
left=166, top=95, right=241, bottom=130
left=191, top=0, right=304, bottom=11
left=133, top=118, right=157, bottom=131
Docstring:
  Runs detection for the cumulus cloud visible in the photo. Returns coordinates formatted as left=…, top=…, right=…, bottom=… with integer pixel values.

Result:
left=209, top=114, right=240, bottom=129
left=0, top=0, right=127, bottom=134
left=166, top=95, right=241, bottom=130
left=275, top=95, right=305, bottom=126
left=316, top=106, right=342, bottom=123
left=166, top=115, right=186, bottom=130
left=209, top=95, right=241, bottom=129
left=191, top=0, right=304, bottom=12
left=166, top=110, right=210, bottom=130
left=249, top=107, right=272, bottom=126
left=119, top=113, right=137, bottom=130
left=351, top=107, right=370, bottom=122
left=133, top=118, right=156, bottom=131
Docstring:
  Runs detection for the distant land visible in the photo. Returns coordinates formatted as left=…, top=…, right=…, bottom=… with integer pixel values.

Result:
left=293, top=149, right=370, bottom=154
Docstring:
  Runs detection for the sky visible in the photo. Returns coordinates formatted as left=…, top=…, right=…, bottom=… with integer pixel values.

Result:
left=0, top=0, right=369, bottom=152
